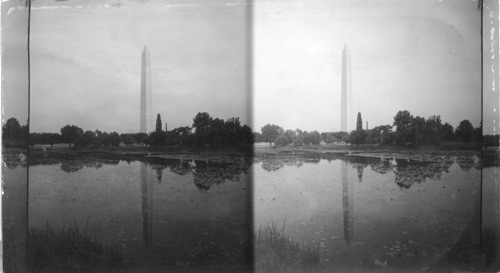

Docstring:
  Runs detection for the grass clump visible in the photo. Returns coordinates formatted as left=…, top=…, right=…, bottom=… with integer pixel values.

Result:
left=28, top=220, right=122, bottom=271
left=256, top=219, right=321, bottom=273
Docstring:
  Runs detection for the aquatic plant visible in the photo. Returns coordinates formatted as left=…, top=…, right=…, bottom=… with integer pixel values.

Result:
left=27, top=220, right=122, bottom=271
left=255, top=219, right=321, bottom=273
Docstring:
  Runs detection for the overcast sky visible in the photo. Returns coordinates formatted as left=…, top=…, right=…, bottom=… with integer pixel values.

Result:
left=2, top=0, right=496, bottom=134
left=254, top=0, right=483, bottom=133
left=25, top=0, right=250, bottom=133
left=2, top=0, right=29, bottom=126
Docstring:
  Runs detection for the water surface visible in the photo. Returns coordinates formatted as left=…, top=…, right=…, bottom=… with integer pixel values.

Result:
left=29, top=157, right=253, bottom=271
left=254, top=155, right=492, bottom=271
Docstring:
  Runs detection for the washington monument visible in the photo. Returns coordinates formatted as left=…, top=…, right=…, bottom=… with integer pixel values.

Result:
left=341, top=44, right=353, bottom=132
left=140, top=45, right=153, bottom=133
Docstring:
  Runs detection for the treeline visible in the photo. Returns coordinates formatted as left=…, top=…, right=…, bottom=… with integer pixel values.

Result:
left=26, top=112, right=253, bottom=149
left=2, top=109, right=499, bottom=149
left=2, top=118, right=28, bottom=147
left=255, top=110, right=492, bottom=147
left=143, top=112, right=253, bottom=148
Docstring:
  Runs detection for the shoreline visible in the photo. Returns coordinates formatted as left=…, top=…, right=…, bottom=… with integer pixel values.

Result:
left=5, top=145, right=498, bottom=166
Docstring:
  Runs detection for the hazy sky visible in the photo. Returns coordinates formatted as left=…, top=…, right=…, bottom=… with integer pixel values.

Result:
left=254, top=0, right=483, bottom=133
left=2, top=1, right=29, bottom=126
left=26, top=0, right=249, bottom=133
left=2, top=0, right=496, bottom=134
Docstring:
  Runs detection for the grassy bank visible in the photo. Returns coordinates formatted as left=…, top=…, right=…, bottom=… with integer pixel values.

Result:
left=255, top=221, right=321, bottom=273
left=28, top=145, right=253, bottom=164
left=25, top=143, right=499, bottom=166
left=28, top=221, right=122, bottom=271
left=254, top=142, right=497, bottom=164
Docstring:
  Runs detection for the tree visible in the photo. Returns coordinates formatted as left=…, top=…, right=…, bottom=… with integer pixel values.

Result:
left=393, top=110, right=413, bottom=132
left=261, top=124, right=284, bottom=146
left=149, top=131, right=164, bottom=146
left=135, top=133, right=149, bottom=145
left=349, top=130, right=367, bottom=145
left=253, top=132, right=263, bottom=143
left=284, top=130, right=297, bottom=144
left=335, top=131, right=350, bottom=143
left=223, top=117, right=241, bottom=147
left=209, top=118, right=225, bottom=147
left=60, top=125, right=84, bottom=147
left=474, top=123, right=482, bottom=143
left=393, top=110, right=414, bottom=145
left=274, top=134, right=291, bottom=147
left=45, top=133, right=61, bottom=147
left=303, top=131, right=321, bottom=145
left=410, top=116, right=426, bottom=145
left=238, top=124, right=254, bottom=146
left=82, top=130, right=96, bottom=147
left=370, top=125, right=393, bottom=145
left=121, top=134, right=135, bottom=146
left=322, top=132, right=335, bottom=144
left=424, top=115, right=442, bottom=145
left=294, top=129, right=305, bottom=146
left=156, top=114, right=162, bottom=133
left=483, top=134, right=500, bottom=147
left=193, top=112, right=213, bottom=146
left=29, top=133, right=42, bottom=147
left=2, top=118, right=22, bottom=140
left=108, top=132, right=121, bottom=146
left=455, top=120, right=475, bottom=142
left=440, top=122, right=454, bottom=141
left=356, top=112, right=363, bottom=131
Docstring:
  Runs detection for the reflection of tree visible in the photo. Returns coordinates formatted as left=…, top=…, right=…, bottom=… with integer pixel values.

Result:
left=361, top=157, right=455, bottom=189
left=60, top=158, right=118, bottom=173
left=261, top=157, right=308, bottom=172
left=394, top=166, right=426, bottom=189
left=60, top=161, right=84, bottom=173
left=30, top=157, right=120, bottom=173
left=393, top=161, right=453, bottom=189
left=303, top=158, right=320, bottom=164
left=261, top=158, right=285, bottom=171
left=84, top=162, right=102, bottom=169
left=101, top=159, right=119, bottom=166
left=31, top=155, right=252, bottom=190
left=151, top=164, right=167, bottom=183
left=192, top=161, right=247, bottom=191
left=4, top=160, right=20, bottom=169
left=169, top=160, right=192, bottom=176
left=456, top=157, right=479, bottom=171
left=350, top=163, right=367, bottom=182
left=370, top=159, right=393, bottom=174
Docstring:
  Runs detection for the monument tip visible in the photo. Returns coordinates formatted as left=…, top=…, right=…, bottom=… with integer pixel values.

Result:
left=143, top=44, right=148, bottom=52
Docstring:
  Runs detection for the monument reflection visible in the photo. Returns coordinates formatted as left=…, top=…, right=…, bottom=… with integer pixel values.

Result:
left=342, top=160, right=354, bottom=246
left=141, top=162, right=154, bottom=246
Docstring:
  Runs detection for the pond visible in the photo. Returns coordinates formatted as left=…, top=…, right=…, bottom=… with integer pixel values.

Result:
left=3, top=153, right=498, bottom=272
left=27, top=156, right=253, bottom=272
left=254, top=155, right=497, bottom=271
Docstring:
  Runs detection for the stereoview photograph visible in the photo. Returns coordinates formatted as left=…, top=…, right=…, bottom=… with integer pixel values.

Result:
left=1, top=0, right=499, bottom=272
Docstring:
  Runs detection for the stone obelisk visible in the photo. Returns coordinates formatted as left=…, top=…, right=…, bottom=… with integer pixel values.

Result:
left=140, top=45, right=153, bottom=133
left=341, top=44, right=353, bottom=132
